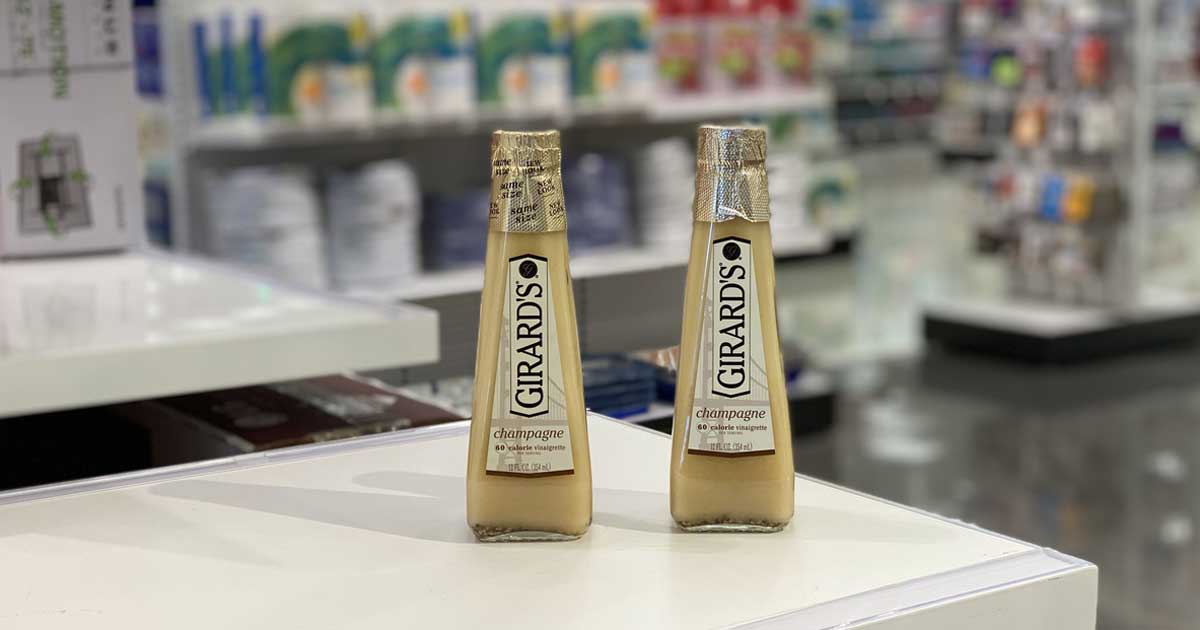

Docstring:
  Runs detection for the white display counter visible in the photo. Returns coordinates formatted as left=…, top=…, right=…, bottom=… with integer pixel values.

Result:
left=924, top=289, right=1200, bottom=362
left=0, top=415, right=1096, bottom=629
left=0, top=251, right=438, bottom=418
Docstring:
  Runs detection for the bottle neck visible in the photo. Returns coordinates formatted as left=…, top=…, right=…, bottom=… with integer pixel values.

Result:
left=692, top=163, right=771, bottom=224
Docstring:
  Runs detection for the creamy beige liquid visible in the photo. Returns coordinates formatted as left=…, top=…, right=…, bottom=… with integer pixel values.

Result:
left=466, top=223, right=592, bottom=541
left=670, top=218, right=794, bottom=531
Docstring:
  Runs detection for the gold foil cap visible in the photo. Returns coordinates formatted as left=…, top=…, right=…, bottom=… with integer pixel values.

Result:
left=693, top=125, right=771, bottom=223
left=488, top=130, right=567, bottom=233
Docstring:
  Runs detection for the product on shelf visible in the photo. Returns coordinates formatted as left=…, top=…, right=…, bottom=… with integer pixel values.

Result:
left=826, top=0, right=948, bottom=145
left=466, top=130, right=591, bottom=542
left=703, top=0, right=761, bottom=91
left=370, top=3, right=476, bottom=119
left=475, top=1, right=571, bottom=114
left=570, top=1, right=654, bottom=108
left=1073, top=32, right=1109, bottom=89
left=810, top=0, right=851, bottom=71
left=188, top=0, right=375, bottom=125
left=325, top=160, right=422, bottom=290
left=295, top=2, right=375, bottom=125
left=177, top=0, right=829, bottom=136
left=188, top=2, right=221, bottom=118
left=767, top=150, right=813, bottom=236
left=654, top=0, right=705, bottom=94
left=563, top=152, right=634, bottom=252
left=671, top=125, right=794, bottom=533
left=951, top=0, right=1144, bottom=308
left=636, top=137, right=695, bottom=246
left=759, top=0, right=814, bottom=88
left=937, top=0, right=1028, bottom=155
left=989, top=159, right=1129, bottom=305
left=204, top=166, right=328, bottom=288
left=424, top=187, right=491, bottom=270
left=581, top=355, right=658, bottom=417
left=1076, top=96, right=1122, bottom=153
left=803, top=158, right=859, bottom=235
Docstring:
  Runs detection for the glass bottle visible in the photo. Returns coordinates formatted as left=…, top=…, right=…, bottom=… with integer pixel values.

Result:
left=670, top=124, right=795, bottom=532
left=466, top=130, right=592, bottom=542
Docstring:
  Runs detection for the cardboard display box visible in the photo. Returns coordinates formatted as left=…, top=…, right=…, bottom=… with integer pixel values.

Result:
left=0, top=0, right=142, bottom=257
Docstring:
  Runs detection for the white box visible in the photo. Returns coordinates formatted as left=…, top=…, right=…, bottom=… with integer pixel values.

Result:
left=0, top=0, right=142, bottom=257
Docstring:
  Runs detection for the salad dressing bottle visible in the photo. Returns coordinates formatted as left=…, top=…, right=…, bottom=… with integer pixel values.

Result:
left=466, top=130, right=592, bottom=542
left=670, top=125, right=794, bottom=532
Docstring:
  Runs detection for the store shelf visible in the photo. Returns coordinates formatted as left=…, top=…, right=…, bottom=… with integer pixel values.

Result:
left=0, top=415, right=1096, bottom=629
left=0, top=251, right=438, bottom=418
left=185, top=86, right=833, bottom=152
left=357, top=229, right=831, bottom=303
left=1154, top=80, right=1200, bottom=103
left=645, top=85, right=833, bottom=122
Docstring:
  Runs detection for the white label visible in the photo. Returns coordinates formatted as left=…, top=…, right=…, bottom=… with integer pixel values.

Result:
left=687, top=237, right=776, bottom=457
left=486, top=254, right=574, bottom=476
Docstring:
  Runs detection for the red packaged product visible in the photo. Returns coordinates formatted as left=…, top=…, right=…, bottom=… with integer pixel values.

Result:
left=756, top=0, right=812, bottom=86
left=704, top=0, right=761, bottom=90
left=656, top=0, right=706, bottom=94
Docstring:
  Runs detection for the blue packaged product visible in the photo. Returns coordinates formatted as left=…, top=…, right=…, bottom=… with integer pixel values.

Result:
left=191, top=19, right=215, bottom=117
left=132, top=3, right=163, bottom=98
left=248, top=13, right=268, bottom=115
left=1040, top=174, right=1065, bottom=222
left=581, top=355, right=657, bottom=418
left=563, top=153, right=633, bottom=252
left=424, top=188, right=491, bottom=270
left=960, top=45, right=991, bottom=81
left=219, top=12, right=239, bottom=114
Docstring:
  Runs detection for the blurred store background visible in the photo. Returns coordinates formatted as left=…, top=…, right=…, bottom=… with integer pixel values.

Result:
left=7, top=0, right=1200, bottom=627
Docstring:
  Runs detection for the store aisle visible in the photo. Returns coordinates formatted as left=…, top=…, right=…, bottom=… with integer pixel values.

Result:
left=776, top=152, right=1199, bottom=630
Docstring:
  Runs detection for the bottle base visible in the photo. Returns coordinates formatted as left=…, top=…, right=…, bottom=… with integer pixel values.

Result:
left=675, top=519, right=789, bottom=533
left=471, top=525, right=584, bottom=543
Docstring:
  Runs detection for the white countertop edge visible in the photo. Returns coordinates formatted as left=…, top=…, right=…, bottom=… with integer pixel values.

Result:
left=738, top=547, right=1091, bottom=629
left=137, top=248, right=434, bottom=321
left=0, top=415, right=1095, bottom=627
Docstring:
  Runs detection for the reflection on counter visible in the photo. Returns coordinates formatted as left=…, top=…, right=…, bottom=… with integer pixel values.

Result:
left=798, top=349, right=1200, bottom=630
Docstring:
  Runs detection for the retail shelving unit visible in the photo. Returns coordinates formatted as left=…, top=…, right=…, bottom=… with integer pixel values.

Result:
left=184, top=87, right=836, bottom=153
left=925, top=0, right=1200, bottom=361
left=0, top=251, right=438, bottom=418
left=0, top=415, right=1097, bottom=629
left=936, top=3, right=1026, bottom=161
left=353, top=230, right=829, bottom=304
left=825, top=0, right=951, bottom=147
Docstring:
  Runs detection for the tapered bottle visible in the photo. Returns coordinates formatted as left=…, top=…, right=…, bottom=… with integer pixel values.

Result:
left=466, top=130, right=592, bottom=542
left=670, top=125, right=794, bottom=532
